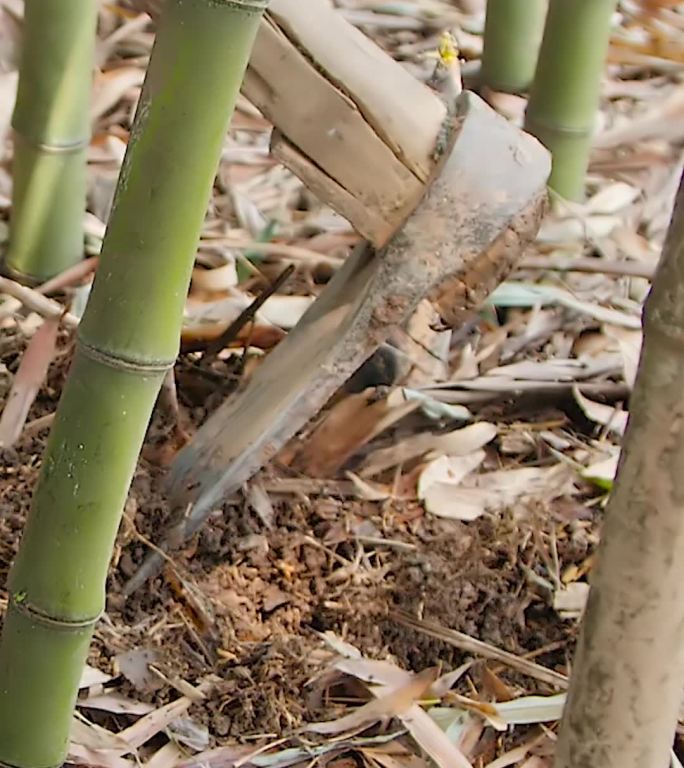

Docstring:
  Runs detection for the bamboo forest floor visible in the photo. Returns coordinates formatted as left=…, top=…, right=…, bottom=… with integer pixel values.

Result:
left=0, top=1, right=683, bottom=767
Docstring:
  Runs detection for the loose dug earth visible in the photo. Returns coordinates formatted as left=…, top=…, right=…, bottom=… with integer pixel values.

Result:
left=0, top=328, right=595, bottom=750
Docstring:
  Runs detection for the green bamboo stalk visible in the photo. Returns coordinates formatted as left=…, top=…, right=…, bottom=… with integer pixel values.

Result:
left=4, top=0, right=98, bottom=284
left=524, top=0, right=617, bottom=201
left=480, top=0, right=548, bottom=94
left=0, top=2, right=268, bottom=766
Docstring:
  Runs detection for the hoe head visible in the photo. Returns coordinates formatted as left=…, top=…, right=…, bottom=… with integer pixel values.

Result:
left=125, top=91, right=551, bottom=592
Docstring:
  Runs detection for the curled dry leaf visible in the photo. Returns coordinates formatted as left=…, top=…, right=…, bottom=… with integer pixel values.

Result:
left=417, top=451, right=486, bottom=521
left=573, top=386, right=628, bottom=436
left=191, top=262, right=238, bottom=292
left=346, top=471, right=392, bottom=501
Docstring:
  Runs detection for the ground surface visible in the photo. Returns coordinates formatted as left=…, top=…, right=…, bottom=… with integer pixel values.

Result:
left=0, top=1, right=682, bottom=767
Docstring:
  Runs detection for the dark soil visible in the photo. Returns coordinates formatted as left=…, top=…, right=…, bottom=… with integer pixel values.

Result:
left=0, top=327, right=594, bottom=742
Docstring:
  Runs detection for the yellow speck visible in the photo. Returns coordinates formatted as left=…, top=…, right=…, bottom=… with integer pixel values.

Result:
left=438, top=31, right=459, bottom=67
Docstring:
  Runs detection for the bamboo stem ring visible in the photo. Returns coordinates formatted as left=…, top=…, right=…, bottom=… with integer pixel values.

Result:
left=9, top=595, right=100, bottom=631
left=12, top=129, right=90, bottom=156
left=76, top=337, right=177, bottom=374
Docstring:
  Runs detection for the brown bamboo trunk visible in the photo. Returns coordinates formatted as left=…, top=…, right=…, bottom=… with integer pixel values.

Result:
left=554, top=171, right=684, bottom=767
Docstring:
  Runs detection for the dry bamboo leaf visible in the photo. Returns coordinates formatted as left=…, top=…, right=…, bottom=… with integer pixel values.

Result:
left=146, top=742, right=187, bottom=768
left=80, top=665, right=113, bottom=689
left=305, top=667, right=438, bottom=735
left=334, top=657, right=412, bottom=689
left=191, top=262, right=238, bottom=292
left=0, top=316, right=59, bottom=447
left=553, top=582, right=590, bottom=619
left=603, top=324, right=642, bottom=389
left=582, top=452, right=619, bottom=490
left=361, top=422, right=496, bottom=478
left=417, top=452, right=486, bottom=520
left=183, top=293, right=312, bottom=336
left=176, top=745, right=254, bottom=768
left=361, top=744, right=428, bottom=768
left=446, top=694, right=507, bottom=731
left=391, top=612, right=568, bottom=690
left=594, top=87, right=684, bottom=148
left=483, top=733, right=549, bottom=768
left=79, top=692, right=155, bottom=716
left=167, top=717, right=210, bottom=752
left=245, top=480, right=275, bottom=529
left=536, top=214, right=621, bottom=244
left=116, top=685, right=211, bottom=751
left=399, top=705, right=473, bottom=768
left=489, top=282, right=641, bottom=329
left=258, top=295, right=314, bottom=328
left=401, top=388, right=472, bottom=421
left=91, top=67, right=144, bottom=120
left=71, top=716, right=130, bottom=752
left=429, top=663, right=474, bottom=698
left=68, top=743, right=135, bottom=768
left=294, top=391, right=418, bottom=477
left=346, top=471, right=392, bottom=500
left=585, top=182, right=640, bottom=214
left=317, top=630, right=363, bottom=659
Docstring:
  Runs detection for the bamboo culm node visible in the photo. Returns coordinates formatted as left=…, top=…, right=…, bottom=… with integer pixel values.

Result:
left=524, top=0, right=617, bottom=202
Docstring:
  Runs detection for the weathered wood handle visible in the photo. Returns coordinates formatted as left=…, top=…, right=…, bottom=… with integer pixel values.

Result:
left=122, top=0, right=447, bottom=246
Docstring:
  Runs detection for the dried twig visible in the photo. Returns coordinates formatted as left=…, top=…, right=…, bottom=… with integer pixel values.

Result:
left=519, top=255, right=655, bottom=280
left=391, top=610, right=569, bottom=689
left=0, top=277, right=79, bottom=328
left=36, top=256, right=99, bottom=295
left=201, top=264, right=295, bottom=364
left=200, top=237, right=343, bottom=266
